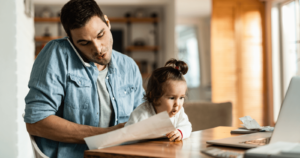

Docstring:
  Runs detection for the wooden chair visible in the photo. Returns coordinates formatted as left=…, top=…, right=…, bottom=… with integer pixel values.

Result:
left=183, top=102, right=232, bottom=131
left=23, top=114, right=49, bottom=158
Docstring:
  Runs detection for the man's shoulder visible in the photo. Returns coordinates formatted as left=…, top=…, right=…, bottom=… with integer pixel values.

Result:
left=112, top=50, right=136, bottom=67
left=49, top=38, right=72, bottom=52
left=36, top=38, right=80, bottom=63
left=33, top=38, right=79, bottom=74
left=37, top=38, right=71, bottom=57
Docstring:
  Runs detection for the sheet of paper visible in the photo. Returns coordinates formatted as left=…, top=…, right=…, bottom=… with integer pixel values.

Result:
left=84, top=111, right=176, bottom=150
left=239, top=116, right=261, bottom=129
left=239, top=116, right=274, bottom=131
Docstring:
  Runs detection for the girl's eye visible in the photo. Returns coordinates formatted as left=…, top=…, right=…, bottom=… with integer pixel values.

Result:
left=180, top=97, right=185, bottom=100
left=169, top=97, right=175, bottom=100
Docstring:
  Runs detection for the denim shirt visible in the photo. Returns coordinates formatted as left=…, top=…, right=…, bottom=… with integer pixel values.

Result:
left=24, top=37, right=145, bottom=158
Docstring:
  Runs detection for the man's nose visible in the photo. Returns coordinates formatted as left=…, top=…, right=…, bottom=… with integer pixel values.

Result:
left=92, top=41, right=102, bottom=54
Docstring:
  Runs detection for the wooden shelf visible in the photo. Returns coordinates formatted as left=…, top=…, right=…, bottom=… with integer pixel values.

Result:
left=35, top=17, right=60, bottom=22
left=110, top=17, right=159, bottom=23
left=109, top=17, right=128, bottom=23
left=35, top=36, right=63, bottom=42
left=34, top=17, right=159, bottom=23
left=125, top=17, right=159, bottom=23
left=126, top=46, right=158, bottom=52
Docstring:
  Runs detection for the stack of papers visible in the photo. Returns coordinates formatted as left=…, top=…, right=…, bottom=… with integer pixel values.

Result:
left=231, top=116, right=274, bottom=134
left=239, top=116, right=274, bottom=131
left=84, top=111, right=176, bottom=149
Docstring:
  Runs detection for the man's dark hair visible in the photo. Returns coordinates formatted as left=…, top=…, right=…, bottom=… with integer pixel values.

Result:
left=145, top=59, right=188, bottom=105
left=60, top=0, right=108, bottom=38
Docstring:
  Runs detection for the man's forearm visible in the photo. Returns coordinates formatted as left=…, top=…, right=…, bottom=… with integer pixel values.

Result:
left=26, top=115, right=123, bottom=144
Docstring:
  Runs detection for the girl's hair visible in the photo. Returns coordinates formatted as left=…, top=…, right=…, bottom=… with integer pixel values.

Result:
left=144, top=58, right=188, bottom=104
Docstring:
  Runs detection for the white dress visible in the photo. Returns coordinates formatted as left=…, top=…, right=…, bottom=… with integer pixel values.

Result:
left=125, top=101, right=192, bottom=139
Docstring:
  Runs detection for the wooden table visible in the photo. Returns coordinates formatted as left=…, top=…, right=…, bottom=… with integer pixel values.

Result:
left=84, top=126, right=247, bottom=158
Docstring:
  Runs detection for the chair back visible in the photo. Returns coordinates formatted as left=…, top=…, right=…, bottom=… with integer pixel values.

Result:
left=29, top=135, right=49, bottom=158
left=23, top=113, right=49, bottom=158
left=184, top=102, right=232, bottom=131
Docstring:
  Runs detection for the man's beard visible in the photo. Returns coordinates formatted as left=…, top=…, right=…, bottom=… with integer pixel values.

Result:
left=94, top=49, right=111, bottom=65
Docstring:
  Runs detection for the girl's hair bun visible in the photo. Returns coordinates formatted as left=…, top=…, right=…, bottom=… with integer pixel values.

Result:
left=165, top=58, right=188, bottom=75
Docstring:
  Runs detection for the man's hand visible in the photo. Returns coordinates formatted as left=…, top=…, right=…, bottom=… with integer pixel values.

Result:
left=108, top=122, right=125, bottom=131
left=166, top=129, right=182, bottom=142
left=26, top=115, right=126, bottom=144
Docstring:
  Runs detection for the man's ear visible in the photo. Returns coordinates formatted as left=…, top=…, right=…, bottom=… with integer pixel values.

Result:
left=104, top=15, right=111, bottom=29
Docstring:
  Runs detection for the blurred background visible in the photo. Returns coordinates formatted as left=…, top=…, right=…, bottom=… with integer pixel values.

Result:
left=0, top=0, right=299, bottom=157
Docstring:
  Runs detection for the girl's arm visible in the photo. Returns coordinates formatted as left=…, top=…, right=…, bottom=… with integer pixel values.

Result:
left=125, top=111, right=140, bottom=126
left=176, top=107, right=192, bottom=139
left=125, top=103, right=150, bottom=126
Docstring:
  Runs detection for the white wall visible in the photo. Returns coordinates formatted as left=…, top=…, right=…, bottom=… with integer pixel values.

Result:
left=0, top=0, right=35, bottom=158
left=163, top=0, right=176, bottom=65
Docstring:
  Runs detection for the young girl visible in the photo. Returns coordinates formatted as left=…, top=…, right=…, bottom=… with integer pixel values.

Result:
left=125, top=59, right=192, bottom=142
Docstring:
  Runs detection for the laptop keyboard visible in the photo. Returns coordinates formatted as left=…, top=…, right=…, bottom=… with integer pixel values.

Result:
left=239, top=137, right=271, bottom=146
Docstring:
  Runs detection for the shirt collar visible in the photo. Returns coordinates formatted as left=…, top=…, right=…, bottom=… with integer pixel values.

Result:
left=108, top=50, right=117, bottom=73
left=67, top=37, right=117, bottom=73
left=67, top=38, right=91, bottom=67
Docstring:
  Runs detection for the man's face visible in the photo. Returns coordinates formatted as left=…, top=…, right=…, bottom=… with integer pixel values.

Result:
left=70, top=15, right=113, bottom=65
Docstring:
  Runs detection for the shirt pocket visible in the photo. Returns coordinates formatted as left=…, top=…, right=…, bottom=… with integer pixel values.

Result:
left=65, top=74, right=92, bottom=109
left=118, top=85, right=137, bottom=116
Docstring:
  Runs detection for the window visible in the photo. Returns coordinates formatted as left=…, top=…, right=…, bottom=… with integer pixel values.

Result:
left=176, top=25, right=200, bottom=88
left=272, top=0, right=300, bottom=121
left=176, top=25, right=207, bottom=101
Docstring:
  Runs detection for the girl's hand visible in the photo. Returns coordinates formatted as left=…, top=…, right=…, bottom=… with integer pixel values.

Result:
left=166, top=129, right=182, bottom=142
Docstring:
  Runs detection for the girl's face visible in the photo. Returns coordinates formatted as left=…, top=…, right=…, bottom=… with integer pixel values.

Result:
left=154, top=80, right=187, bottom=117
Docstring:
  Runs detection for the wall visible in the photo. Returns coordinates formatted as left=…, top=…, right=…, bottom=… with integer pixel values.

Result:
left=211, top=0, right=267, bottom=126
left=0, top=0, right=34, bottom=157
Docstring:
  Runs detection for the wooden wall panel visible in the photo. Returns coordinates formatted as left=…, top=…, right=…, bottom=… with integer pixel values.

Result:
left=211, top=6, right=239, bottom=125
left=211, top=0, right=266, bottom=127
left=240, top=6, right=265, bottom=125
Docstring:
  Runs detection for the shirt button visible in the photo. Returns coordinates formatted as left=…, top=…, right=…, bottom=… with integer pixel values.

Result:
left=78, top=81, right=81, bottom=84
left=113, top=97, right=115, bottom=100
left=106, top=77, right=109, bottom=79
left=124, top=91, right=127, bottom=94
left=116, top=119, right=118, bottom=121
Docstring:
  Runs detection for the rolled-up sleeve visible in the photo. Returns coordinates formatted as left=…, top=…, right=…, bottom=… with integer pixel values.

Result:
left=24, top=41, right=67, bottom=123
left=176, top=108, right=192, bottom=139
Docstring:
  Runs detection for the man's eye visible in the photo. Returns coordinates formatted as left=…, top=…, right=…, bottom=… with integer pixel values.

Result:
left=98, top=32, right=104, bottom=38
left=80, top=42, right=89, bottom=46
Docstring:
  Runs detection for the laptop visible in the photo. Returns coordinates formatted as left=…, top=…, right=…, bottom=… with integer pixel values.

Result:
left=206, top=76, right=300, bottom=148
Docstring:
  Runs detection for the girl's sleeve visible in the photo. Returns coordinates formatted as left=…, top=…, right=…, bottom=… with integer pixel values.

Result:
left=176, top=108, right=192, bottom=139
left=125, top=105, right=147, bottom=126
left=125, top=110, right=140, bottom=126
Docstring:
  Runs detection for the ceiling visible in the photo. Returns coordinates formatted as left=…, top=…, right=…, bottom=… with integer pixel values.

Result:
left=34, top=0, right=211, bottom=18
left=176, top=0, right=211, bottom=18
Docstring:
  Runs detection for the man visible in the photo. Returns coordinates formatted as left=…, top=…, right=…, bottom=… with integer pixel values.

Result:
left=24, top=0, right=145, bottom=158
